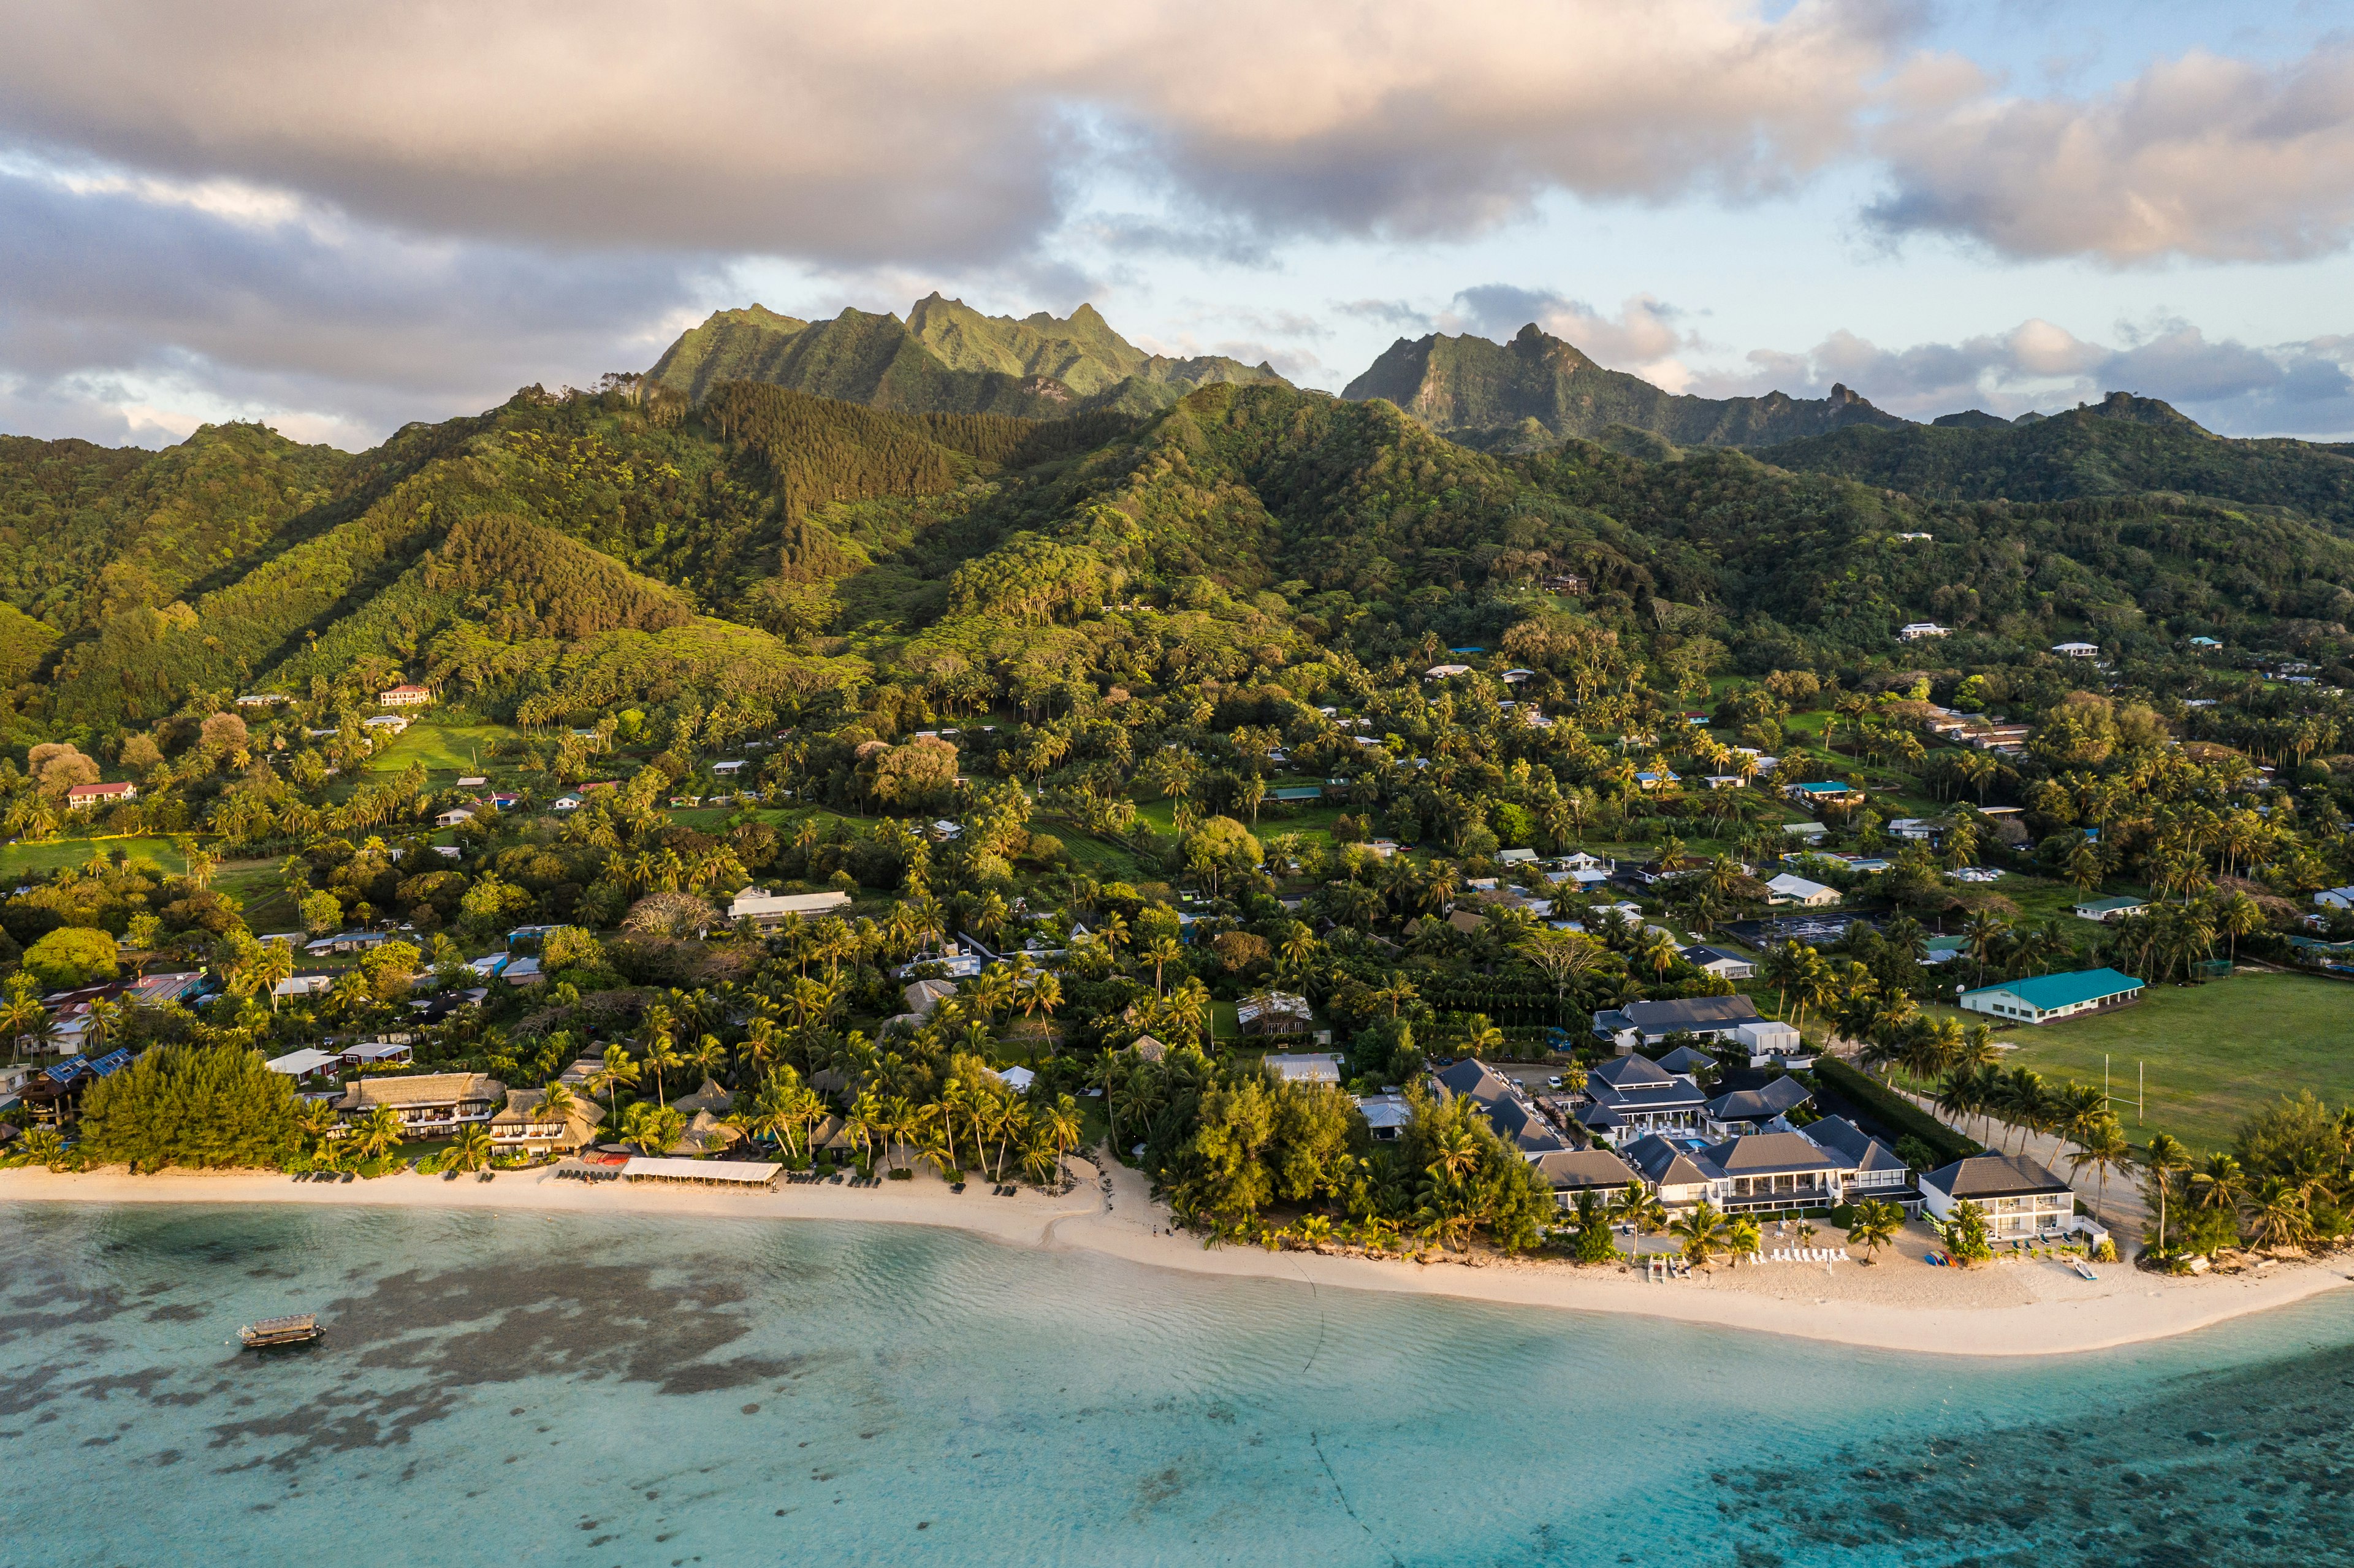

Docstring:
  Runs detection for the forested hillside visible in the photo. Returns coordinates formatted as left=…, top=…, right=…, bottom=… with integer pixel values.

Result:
left=1756, top=392, right=2354, bottom=527
left=6, top=371, right=2354, bottom=756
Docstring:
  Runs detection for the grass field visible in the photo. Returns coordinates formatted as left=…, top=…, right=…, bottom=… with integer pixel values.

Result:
left=356, top=720, right=510, bottom=785
left=1923, top=972, right=2354, bottom=1152
left=0, top=836, right=191, bottom=878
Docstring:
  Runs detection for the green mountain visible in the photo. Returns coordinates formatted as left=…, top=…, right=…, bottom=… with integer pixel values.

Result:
left=3, top=370, right=2352, bottom=753
left=1756, top=391, right=2354, bottom=528
left=1342, top=323, right=1912, bottom=447
left=646, top=294, right=1287, bottom=418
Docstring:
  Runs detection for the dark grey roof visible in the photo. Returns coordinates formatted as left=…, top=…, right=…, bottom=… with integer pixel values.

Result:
left=1435, top=1057, right=1514, bottom=1106
left=1621, top=995, right=1763, bottom=1032
left=1533, top=1148, right=1640, bottom=1192
left=1924, top=1152, right=2073, bottom=1200
left=1654, top=1045, right=1717, bottom=1075
left=1679, top=945, right=1751, bottom=967
left=1575, top=1103, right=1626, bottom=1128
left=1621, top=1133, right=1718, bottom=1187
left=1705, top=1075, right=1813, bottom=1124
left=1481, top=1092, right=1568, bottom=1154
left=1701, top=1131, right=1841, bottom=1176
left=1801, top=1116, right=1910, bottom=1174
left=1589, top=1079, right=1707, bottom=1114
left=1589, top=1054, right=1675, bottom=1090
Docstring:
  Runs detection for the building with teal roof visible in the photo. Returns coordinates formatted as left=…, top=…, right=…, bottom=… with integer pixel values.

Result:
left=1959, top=968, right=2145, bottom=1025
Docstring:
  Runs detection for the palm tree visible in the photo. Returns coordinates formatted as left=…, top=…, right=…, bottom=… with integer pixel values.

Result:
left=1371, top=976, right=1420, bottom=1019
left=537, top=1080, right=581, bottom=1128
left=295, top=1099, right=341, bottom=1154
left=2065, top=1116, right=2131, bottom=1224
left=622, top=1100, right=687, bottom=1155
left=2190, top=1152, right=2245, bottom=1214
left=2142, top=1132, right=2192, bottom=1256
left=351, top=1104, right=406, bottom=1162
left=253, top=940, right=296, bottom=1011
left=1668, top=1200, right=1731, bottom=1268
left=1140, top=936, right=1183, bottom=997
left=584, top=1049, right=640, bottom=1107
left=449, top=1124, right=494, bottom=1172
left=1610, top=1181, right=1664, bottom=1240
left=1845, top=1198, right=1903, bottom=1263
left=2242, top=1176, right=2310, bottom=1250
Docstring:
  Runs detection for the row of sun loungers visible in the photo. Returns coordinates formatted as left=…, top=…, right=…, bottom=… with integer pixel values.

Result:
left=1770, top=1247, right=1849, bottom=1262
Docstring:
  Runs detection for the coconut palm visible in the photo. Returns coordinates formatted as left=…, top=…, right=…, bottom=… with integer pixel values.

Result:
left=2066, top=1116, right=2133, bottom=1224
left=1140, top=936, right=1183, bottom=996
left=2191, top=1152, right=2245, bottom=1214
left=1610, top=1181, right=1665, bottom=1239
left=448, top=1123, right=494, bottom=1172
left=1668, top=1200, right=1731, bottom=1268
left=2141, top=1132, right=2192, bottom=1256
left=2242, top=1176, right=2310, bottom=1250
left=351, top=1104, right=406, bottom=1162
left=622, top=1100, right=686, bottom=1155
left=1846, top=1197, right=1904, bottom=1263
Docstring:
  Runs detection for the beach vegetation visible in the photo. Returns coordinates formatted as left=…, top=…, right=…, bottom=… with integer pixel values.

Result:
left=75, top=1044, right=300, bottom=1173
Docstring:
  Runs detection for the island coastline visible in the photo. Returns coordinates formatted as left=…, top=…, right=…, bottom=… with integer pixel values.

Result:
left=5, top=1161, right=2345, bottom=1360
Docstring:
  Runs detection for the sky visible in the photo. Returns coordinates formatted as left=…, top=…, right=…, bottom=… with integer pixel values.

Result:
left=4, top=0, right=2354, bottom=451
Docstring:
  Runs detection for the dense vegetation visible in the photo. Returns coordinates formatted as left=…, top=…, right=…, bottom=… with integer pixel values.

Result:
left=3, top=330, right=2353, bottom=1265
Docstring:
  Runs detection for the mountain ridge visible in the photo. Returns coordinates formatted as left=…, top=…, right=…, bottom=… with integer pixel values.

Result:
left=647, top=295, right=1287, bottom=419
left=1341, top=322, right=1913, bottom=448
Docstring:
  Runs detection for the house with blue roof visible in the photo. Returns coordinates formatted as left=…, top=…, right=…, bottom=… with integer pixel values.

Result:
left=1959, top=968, right=2144, bottom=1026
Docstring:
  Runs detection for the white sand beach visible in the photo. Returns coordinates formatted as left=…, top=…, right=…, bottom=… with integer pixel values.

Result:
left=2, top=1160, right=2344, bottom=1358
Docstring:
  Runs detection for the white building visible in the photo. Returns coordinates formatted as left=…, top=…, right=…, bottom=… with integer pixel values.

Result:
left=1919, top=1152, right=2097, bottom=1244
left=727, top=887, right=855, bottom=927
left=1897, top=622, right=1949, bottom=641
left=1263, top=1052, right=1343, bottom=1084
left=1764, top=872, right=1838, bottom=908
left=2051, top=642, right=2100, bottom=659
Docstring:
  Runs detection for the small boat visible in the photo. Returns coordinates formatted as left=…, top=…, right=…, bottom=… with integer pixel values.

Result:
left=2071, top=1258, right=2099, bottom=1282
left=238, top=1314, right=323, bottom=1349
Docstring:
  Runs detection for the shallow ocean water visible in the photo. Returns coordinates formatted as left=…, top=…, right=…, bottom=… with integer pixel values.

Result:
left=1, top=1201, right=2348, bottom=1566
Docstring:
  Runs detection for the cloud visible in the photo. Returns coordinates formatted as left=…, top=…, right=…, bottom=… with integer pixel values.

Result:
left=0, top=160, right=712, bottom=444
left=1870, top=42, right=2354, bottom=262
left=1687, top=316, right=2354, bottom=436
left=1335, top=299, right=1436, bottom=333
left=0, top=0, right=1910, bottom=265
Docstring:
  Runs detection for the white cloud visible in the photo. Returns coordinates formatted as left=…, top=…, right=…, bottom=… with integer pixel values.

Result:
left=0, top=0, right=1909, bottom=262
left=1870, top=42, right=2354, bottom=262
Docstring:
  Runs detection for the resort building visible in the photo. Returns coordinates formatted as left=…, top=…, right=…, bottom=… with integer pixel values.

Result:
left=1733, top=1019, right=1813, bottom=1068
left=1896, top=622, right=1949, bottom=641
left=489, top=1087, right=600, bottom=1154
left=1959, top=968, right=2144, bottom=1025
left=264, top=1048, right=343, bottom=1082
left=1802, top=1116, right=1917, bottom=1203
left=1531, top=1147, right=1641, bottom=1205
left=1918, top=1152, right=2086, bottom=1242
left=726, top=887, right=854, bottom=928
left=1620, top=1122, right=1916, bottom=1216
left=1433, top=1058, right=1571, bottom=1157
left=1591, top=994, right=1763, bottom=1052
left=1702, top=1076, right=1813, bottom=1136
left=378, top=683, right=434, bottom=706
left=616, top=1157, right=782, bottom=1189
left=1574, top=1054, right=1708, bottom=1143
left=2051, top=642, right=2100, bottom=658
left=335, top=1071, right=505, bottom=1136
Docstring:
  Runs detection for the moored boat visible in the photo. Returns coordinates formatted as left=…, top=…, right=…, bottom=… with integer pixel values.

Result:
left=238, top=1313, right=323, bottom=1349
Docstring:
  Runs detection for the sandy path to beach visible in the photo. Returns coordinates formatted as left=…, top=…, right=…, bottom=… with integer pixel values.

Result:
left=2, top=1160, right=2344, bottom=1358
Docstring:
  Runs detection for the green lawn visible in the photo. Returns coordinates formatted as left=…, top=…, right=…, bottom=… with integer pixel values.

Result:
left=0, top=835, right=191, bottom=878
left=1927, top=972, right=2354, bottom=1153
left=357, top=719, right=511, bottom=783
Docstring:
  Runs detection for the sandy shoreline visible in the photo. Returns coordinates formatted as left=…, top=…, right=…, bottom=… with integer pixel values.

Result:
left=3, top=1162, right=2346, bottom=1358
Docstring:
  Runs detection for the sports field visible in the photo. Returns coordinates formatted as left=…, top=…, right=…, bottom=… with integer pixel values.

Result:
left=1932, top=970, right=2354, bottom=1152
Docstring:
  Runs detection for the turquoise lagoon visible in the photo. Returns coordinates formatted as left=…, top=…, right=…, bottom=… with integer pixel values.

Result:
left=1, top=1202, right=2349, bottom=1566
